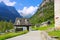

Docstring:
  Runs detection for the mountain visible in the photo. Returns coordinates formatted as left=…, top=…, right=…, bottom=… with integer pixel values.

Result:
left=0, top=2, right=22, bottom=22
left=30, top=0, right=54, bottom=24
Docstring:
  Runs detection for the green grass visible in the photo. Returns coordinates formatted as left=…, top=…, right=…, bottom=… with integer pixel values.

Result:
left=32, top=24, right=54, bottom=31
left=48, top=30, right=60, bottom=37
left=0, top=31, right=28, bottom=40
left=48, top=30, right=60, bottom=40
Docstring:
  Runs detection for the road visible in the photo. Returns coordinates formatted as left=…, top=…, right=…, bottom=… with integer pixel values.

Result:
left=6, top=31, right=56, bottom=40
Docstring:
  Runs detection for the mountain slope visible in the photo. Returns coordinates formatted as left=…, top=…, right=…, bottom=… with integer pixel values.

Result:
left=0, top=2, right=22, bottom=22
left=30, top=0, right=54, bottom=24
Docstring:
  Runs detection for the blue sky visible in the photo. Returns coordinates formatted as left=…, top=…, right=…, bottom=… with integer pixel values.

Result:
left=10, top=0, right=42, bottom=10
left=0, top=0, right=43, bottom=18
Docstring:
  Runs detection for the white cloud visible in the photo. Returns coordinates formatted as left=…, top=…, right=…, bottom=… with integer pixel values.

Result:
left=18, top=6, right=38, bottom=17
left=0, top=0, right=16, bottom=6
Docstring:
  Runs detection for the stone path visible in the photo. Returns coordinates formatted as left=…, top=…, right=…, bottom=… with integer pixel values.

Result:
left=6, top=31, right=56, bottom=40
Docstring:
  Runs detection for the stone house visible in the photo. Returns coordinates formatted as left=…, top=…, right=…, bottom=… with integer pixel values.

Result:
left=14, top=18, right=32, bottom=31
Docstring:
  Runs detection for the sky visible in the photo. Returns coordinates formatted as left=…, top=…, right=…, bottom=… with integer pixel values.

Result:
left=0, top=0, right=43, bottom=18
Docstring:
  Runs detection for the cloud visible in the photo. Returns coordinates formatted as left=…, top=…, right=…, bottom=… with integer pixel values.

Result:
left=18, top=6, right=38, bottom=17
left=0, top=0, right=16, bottom=6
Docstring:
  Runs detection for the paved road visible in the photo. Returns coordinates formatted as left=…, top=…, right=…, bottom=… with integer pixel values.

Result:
left=6, top=31, right=56, bottom=40
left=6, top=31, right=43, bottom=40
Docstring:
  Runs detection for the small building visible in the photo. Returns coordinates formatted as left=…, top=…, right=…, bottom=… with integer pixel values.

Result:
left=14, top=18, right=32, bottom=31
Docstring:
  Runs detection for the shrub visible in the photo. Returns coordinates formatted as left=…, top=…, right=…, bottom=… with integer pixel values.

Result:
left=0, top=21, right=14, bottom=32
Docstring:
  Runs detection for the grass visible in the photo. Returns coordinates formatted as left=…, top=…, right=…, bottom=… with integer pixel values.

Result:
left=48, top=30, right=60, bottom=40
left=0, top=30, right=28, bottom=40
left=48, top=30, right=60, bottom=37
left=32, top=23, right=54, bottom=31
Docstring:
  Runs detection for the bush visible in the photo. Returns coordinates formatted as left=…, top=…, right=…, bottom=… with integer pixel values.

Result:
left=0, top=21, right=14, bottom=32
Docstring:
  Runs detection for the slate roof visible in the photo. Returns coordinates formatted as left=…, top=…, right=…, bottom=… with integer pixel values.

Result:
left=14, top=18, right=32, bottom=26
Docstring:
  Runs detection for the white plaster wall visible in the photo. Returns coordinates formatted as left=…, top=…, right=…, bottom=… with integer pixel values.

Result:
left=23, top=27, right=27, bottom=31
left=29, top=27, right=32, bottom=31
left=23, top=27, right=32, bottom=31
left=55, top=0, right=60, bottom=28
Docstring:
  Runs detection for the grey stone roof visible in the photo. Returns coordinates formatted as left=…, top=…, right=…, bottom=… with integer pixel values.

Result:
left=14, top=18, right=32, bottom=26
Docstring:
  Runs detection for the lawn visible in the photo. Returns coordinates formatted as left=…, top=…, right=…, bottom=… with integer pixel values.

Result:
left=0, top=31, right=28, bottom=40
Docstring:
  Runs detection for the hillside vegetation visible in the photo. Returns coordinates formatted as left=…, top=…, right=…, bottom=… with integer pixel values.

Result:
left=0, top=21, right=14, bottom=32
left=30, top=1, right=54, bottom=24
